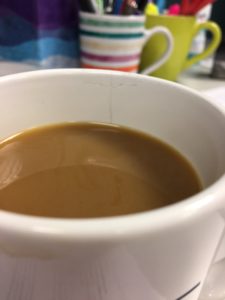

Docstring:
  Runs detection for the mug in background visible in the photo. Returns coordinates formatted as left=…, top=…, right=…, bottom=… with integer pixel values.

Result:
left=79, top=12, right=173, bottom=75
left=139, top=15, right=221, bottom=81
left=0, top=69, right=225, bottom=300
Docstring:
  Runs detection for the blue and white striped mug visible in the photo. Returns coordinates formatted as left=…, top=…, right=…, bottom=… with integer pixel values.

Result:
left=79, top=12, right=173, bottom=74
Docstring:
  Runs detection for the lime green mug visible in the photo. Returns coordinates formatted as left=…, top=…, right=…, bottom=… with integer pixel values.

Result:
left=139, top=15, right=222, bottom=81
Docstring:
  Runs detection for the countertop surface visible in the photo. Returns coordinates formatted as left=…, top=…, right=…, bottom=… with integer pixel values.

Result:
left=0, top=60, right=224, bottom=91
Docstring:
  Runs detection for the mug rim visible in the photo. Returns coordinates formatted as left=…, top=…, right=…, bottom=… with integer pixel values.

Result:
left=79, top=11, right=145, bottom=22
left=146, top=14, right=196, bottom=21
left=0, top=69, right=225, bottom=241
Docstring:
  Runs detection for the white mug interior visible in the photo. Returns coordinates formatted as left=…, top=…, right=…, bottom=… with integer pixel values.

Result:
left=0, top=69, right=225, bottom=188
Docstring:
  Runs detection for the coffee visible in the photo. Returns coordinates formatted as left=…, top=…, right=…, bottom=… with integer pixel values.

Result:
left=0, top=122, right=202, bottom=218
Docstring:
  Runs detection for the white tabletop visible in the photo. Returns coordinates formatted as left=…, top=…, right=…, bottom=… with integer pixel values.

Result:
left=0, top=60, right=224, bottom=91
left=179, top=67, right=224, bottom=91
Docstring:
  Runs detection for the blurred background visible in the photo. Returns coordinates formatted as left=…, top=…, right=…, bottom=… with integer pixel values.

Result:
left=0, top=0, right=79, bottom=69
left=0, top=0, right=224, bottom=79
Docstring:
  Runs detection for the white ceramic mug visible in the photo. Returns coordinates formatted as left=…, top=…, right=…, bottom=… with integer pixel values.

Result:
left=0, top=69, right=224, bottom=300
left=79, top=12, right=173, bottom=75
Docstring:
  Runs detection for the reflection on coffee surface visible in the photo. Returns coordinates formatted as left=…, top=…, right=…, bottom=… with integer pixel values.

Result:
left=0, top=122, right=202, bottom=218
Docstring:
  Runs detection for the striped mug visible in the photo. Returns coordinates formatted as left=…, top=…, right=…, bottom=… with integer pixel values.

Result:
left=79, top=12, right=173, bottom=74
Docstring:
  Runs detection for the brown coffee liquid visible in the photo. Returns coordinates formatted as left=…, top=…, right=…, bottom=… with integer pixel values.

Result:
left=0, top=122, right=202, bottom=218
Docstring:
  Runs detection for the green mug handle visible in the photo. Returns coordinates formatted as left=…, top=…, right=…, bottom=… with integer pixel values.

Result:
left=182, top=21, right=222, bottom=71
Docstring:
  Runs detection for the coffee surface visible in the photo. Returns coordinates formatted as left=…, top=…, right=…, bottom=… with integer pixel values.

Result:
left=0, top=122, right=202, bottom=218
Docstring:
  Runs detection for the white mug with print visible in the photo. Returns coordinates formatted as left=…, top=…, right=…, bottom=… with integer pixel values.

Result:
left=79, top=12, right=173, bottom=75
